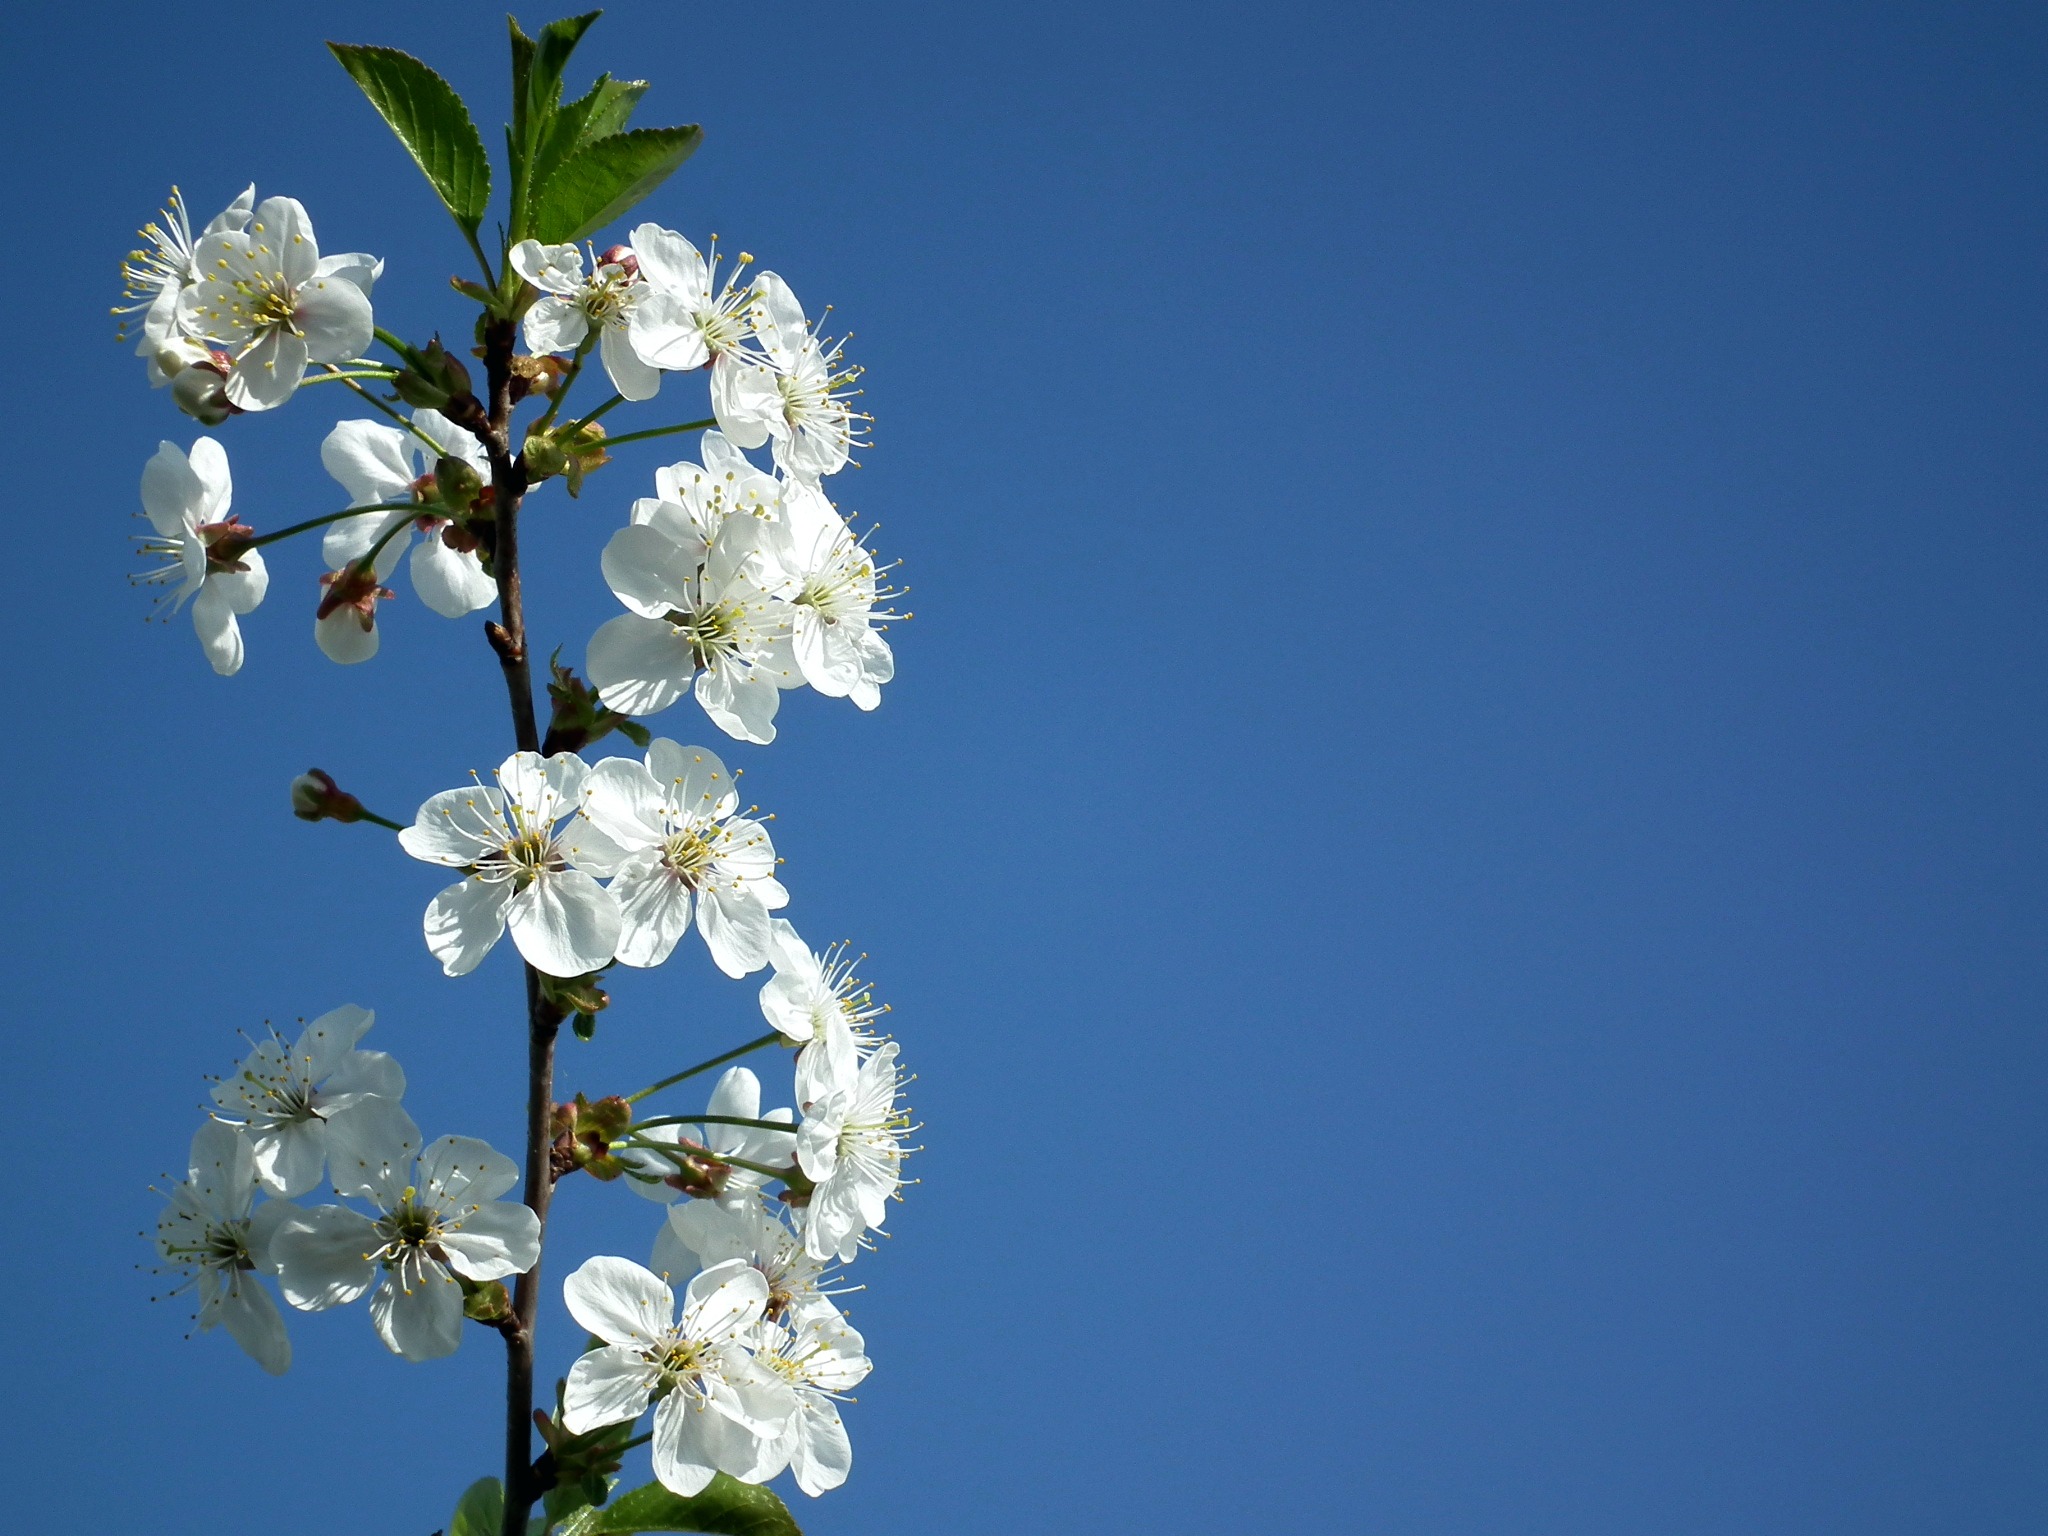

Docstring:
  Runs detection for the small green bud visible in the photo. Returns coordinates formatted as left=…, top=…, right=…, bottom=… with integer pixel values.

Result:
left=434, top=454, right=484, bottom=512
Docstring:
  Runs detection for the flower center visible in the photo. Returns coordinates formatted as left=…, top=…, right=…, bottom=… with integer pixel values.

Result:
left=665, top=600, right=745, bottom=669
left=661, top=828, right=716, bottom=888
left=376, top=1195, right=443, bottom=1259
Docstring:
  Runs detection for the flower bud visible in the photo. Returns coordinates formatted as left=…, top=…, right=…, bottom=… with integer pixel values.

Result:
left=392, top=336, right=474, bottom=410
left=596, top=245, right=641, bottom=279
left=171, top=360, right=235, bottom=425
left=290, top=768, right=368, bottom=824
left=522, top=432, right=570, bottom=479
left=434, top=454, right=484, bottom=512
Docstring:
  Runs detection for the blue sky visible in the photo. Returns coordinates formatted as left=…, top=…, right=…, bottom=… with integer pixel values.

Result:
left=3, top=1, right=2046, bottom=1531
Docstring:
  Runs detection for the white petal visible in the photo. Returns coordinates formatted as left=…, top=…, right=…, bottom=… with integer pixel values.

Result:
left=588, top=613, right=694, bottom=716
left=698, top=888, right=772, bottom=978
left=271, top=1204, right=379, bottom=1309
left=297, top=276, right=374, bottom=364
left=522, top=294, right=589, bottom=354
left=564, top=1256, right=675, bottom=1347
left=410, top=536, right=497, bottom=618
left=601, top=321, right=662, bottom=401
left=324, top=1096, right=423, bottom=1204
left=790, top=1396, right=853, bottom=1495
left=399, top=785, right=506, bottom=867
left=695, top=663, right=779, bottom=745
left=370, top=1268, right=465, bottom=1360
left=601, top=525, right=701, bottom=618
left=226, top=328, right=309, bottom=411
left=651, top=1392, right=720, bottom=1497
left=190, top=582, right=245, bottom=676
left=215, top=1277, right=292, bottom=1376
left=418, top=1134, right=521, bottom=1208
left=563, top=1344, right=655, bottom=1433
left=680, top=1258, right=769, bottom=1346
left=424, top=878, right=514, bottom=977
left=320, top=419, right=417, bottom=507
left=506, top=870, right=620, bottom=977
left=645, top=738, right=739, bottom=818
left=439, top=1201, right=541, bottom=1281
left=252, top=1120, right=327, bottom=1199
left=579, top=757, right=668, bottom=849
left=316, top=605, right=380, bottom=665
left=610, top=857, right=694, bottom=969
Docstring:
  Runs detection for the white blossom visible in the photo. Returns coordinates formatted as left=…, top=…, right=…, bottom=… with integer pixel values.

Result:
left=116, top=184, right=254, bottom=386
left=753, top=1311, right=871, bottom=1496
left=762, top=478, right=898, bottom=709
left=319, top=410, right=497, bottom=624
left=621, top=1066, right=795, bottom=1207
left=511, top=239, right=665, bottom=401
left=179, top=196, right=379, bottom=411
left=579, top=739, right=788, bottom=976
left=560, top=1255, right=795, bottom=1497
left=269, top=1099, right=538, bottom=1362
left=209, top=1004, right=405, bottom=1198
left=625, top=223, right=763, bottom=379
left=398, top=752, right=627, bottom=978
left=794, top=1043, right=912, bottom=1263
left=154, top=1119, right=293, bottom=1375
left=760, top=920, right=887, bottom=1098
left=652, top=1195, right=845, bottom=1327
left=587, top=501, right=798, bottom=743
left=714, top=274, right=863, bottom=482
left=135, top=437, right=268, bottom=676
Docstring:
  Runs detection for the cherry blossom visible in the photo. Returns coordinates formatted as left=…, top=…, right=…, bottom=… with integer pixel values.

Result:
left=398, top=752, right=626, bottom=978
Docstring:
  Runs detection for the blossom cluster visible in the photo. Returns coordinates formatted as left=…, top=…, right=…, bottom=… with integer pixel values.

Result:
left=134, top=138, right=917, bottom=1518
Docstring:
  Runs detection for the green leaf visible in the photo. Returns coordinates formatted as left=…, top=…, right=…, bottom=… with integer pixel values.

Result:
left=530, top=11, right=603, bottom=123
left=448, top=1478, right=505, bottom=1536
left=328, top=44, right=491, bottom=233
left=535, top=74, right=650, bottom=190
left=576, top=1476, right=801, bottom=1535
left=532, top=126, right=703, bottom=244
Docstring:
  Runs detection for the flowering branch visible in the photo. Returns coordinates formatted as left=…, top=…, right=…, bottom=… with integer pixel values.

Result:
left=128, top=14, right=916, bottom=1535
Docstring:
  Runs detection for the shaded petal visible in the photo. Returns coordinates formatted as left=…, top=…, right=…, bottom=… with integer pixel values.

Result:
left=324, top=1096, right=423, bottom=1204
left=298, top=276, right=374, bottom=364
left=226, top=328, right=309, bottom=410
left=601, top=524, right=701, bottom=617
left=588, top=613, right=694, bottom=716
left=651, top=1392, right=720, bottom=1497
left=215, top=1278, right=292, bottom=1376
left=411, top=536, right=497, bottom=618
left=602, top=321, right=662, bottom=400
left=271, top=1204, right=379, bottom=1309
left=564, top=1344, right=655, bottom=1434
left=190, top=582, right=245, bottom=676
left=370, top=1267, right=465, bottom=1360
left=424, top=878, right=514, bottom=977
left=610, top=856, right=694, bottom=969
left=439, top=1202, right=541, bottom=1281
left=419, top=1134, right=521, bottom=1209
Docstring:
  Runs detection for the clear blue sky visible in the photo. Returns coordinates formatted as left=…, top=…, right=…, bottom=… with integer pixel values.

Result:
left=4, top=1, right=2045, bottom=1531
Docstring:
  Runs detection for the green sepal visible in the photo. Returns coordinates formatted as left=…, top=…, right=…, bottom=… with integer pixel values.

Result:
left=327, top=44, right=492, bottom=234
left=459, top=1277, right=513, bottom=1323
left=448, top=1477, right=505, bottom=1536
left=571, top=1475, right=802, bottom=1535
left=532, top=126, right=704, bottom=244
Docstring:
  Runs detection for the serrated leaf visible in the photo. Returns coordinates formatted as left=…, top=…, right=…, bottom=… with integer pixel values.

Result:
left=328, top=44, right=491, bottom=233
left=577, top=1477, right=801, bottom=1536
left=530, top=11, right=603, bottom=122
left=535, top=74, right=651, bottom=189
left=449, top=1478, right=505, bottom=1536
left=532, top=126, right=703, bottom=244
